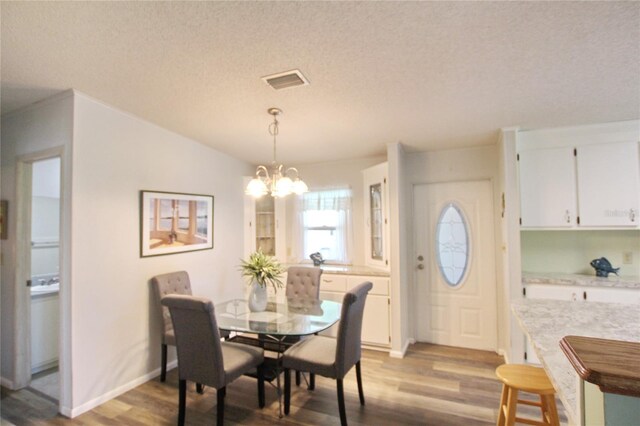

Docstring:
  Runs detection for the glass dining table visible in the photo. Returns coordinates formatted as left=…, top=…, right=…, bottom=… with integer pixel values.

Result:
left=215, top=296, right=342, bottom=416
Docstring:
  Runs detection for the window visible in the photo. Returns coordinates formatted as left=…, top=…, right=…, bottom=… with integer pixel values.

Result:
left=296, top=188, right=352, bottom=264
left=435, top=203, right=470, bottom=287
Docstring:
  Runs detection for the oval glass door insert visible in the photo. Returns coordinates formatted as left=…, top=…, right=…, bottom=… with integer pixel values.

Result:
left=435, top=203, right=470, bottom=287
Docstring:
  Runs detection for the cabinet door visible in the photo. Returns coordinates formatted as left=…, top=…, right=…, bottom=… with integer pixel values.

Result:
left=525, top=284, right=583, bottom=301
left=576, top=142, right=640, bottom=227
left=519, top=148, right=577, bottom=228
left=363, top=162, right=390, bottom=269
left=360, top=294, right=390, bottom=346
left=584, top=287, right=640, bottom=304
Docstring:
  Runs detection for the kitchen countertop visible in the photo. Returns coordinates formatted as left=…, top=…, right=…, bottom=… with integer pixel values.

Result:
left=522, top=271, right=640, bottom=289
left=512, top=299, right=640, bottom=425
left=284, top=264, right=390, bottom=277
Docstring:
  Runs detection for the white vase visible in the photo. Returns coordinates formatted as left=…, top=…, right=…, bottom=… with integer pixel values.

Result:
left=248, top=281, right=268, bottom=312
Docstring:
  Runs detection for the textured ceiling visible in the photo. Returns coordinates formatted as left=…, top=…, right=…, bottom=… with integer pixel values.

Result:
left=2, top=2, right=639, bottom=165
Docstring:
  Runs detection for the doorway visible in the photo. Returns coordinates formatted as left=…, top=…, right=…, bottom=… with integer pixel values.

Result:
left=413, top=180, right=498, bottom=351
left=28, top=157, right=61, bottom=401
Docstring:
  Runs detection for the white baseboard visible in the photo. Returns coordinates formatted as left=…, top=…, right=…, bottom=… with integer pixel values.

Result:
left=1, top=376, right=15, bottom=389
left=65, top=360, right=177, bottom=418
left=389, top=338, right=414, bottom=358
left=497, top=347, right=510, bottom=364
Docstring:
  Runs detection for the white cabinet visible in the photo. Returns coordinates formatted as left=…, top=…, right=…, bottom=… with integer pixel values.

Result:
left=519, top=147, right=577, bottom=228
left=30, top=293, right=59, bottom=373
left=576, top=142, right=640, bottom=227
left=320, top=274, right=391, bottom=348
left=363, top=163, right=390, bottom=270
left=243, top=187, right=286, bottom=261
left=518, top=142, right=640, bottom=229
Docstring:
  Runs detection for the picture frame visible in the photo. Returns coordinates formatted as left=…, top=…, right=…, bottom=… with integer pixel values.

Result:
left=140, top=190, right=214, bottom=257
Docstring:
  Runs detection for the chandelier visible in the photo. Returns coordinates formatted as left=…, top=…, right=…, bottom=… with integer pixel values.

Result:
left=245, top=108, right=308, bottom=198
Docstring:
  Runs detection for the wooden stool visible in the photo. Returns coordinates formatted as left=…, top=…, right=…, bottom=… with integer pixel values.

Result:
left=495, top=364, right=560, bottom=426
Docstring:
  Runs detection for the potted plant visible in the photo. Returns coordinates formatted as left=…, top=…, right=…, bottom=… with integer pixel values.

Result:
left=239, top=250, right=285, bottom=311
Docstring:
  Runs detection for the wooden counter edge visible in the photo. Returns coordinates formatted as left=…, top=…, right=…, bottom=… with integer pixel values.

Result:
left=560, top=335, right=640, bottom=397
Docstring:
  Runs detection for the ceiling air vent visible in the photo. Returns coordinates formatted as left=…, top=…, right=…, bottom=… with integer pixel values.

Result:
left=262, top=69, right=309, bottom=90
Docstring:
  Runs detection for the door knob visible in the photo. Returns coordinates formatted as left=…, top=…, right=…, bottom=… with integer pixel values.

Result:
left=417, top=255, right=424, bottom=261
left=417, top=264, right=424, bottom=270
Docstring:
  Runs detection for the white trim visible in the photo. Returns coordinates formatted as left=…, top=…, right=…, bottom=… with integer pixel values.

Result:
left=389, top=339, right=413, bottom=359
left=65, top=361, right=177, bottom=418
left=1, top=376, right=15, bottom=389
left=497, top=348, right=510, bottom=364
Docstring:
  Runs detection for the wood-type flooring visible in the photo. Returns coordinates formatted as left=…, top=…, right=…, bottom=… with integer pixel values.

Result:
left=1, top=343, right=567, bottom=425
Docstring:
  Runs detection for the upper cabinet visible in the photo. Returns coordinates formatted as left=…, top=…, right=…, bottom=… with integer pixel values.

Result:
left=518, top=141, right=639, bottom=229
left=576, top=142, right=639, bottom=227
left=243, top=181, right=286, bottom=260
left=519, top=147, right=577, bottom=227
left=363, top=162, right=390, bottom=270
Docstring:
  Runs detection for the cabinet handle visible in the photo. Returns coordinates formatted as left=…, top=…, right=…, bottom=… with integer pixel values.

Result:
left=583, top=291, right=587, bottom=301
left=630, top=209, right=636, bottom=223
left=565, top=210, right=571, bottom=224
left=323, top=279, right=333, bottom=283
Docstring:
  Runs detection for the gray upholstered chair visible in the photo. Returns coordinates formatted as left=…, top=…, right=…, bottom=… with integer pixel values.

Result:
left=285, top=266, right=323, bottom=301
left=285, top=266, right=323, bottom=386
left=283, top=281, right=373, bottom=426
left=151, top=271, right=192, bottom=383
left=161, top=294, right=265, bottom=426
left=151, top=271, right=229, bottom=384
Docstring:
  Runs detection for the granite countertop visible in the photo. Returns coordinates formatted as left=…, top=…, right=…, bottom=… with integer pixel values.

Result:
left=284, top=263, right=390, bottom=277
left=512, top=299, right=640, bottom=426
left=522, top=271, right=640, bottom=289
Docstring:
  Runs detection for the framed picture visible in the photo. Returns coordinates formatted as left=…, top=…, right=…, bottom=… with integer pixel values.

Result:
left=140, top=190, right=214, bottom=257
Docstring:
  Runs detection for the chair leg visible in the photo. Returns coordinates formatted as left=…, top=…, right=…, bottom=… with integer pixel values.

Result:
left=216, top=386, right=226, bottom=426
left=196, top=383, right=204, bottom=394
left=296, top=370, right=301, bottom=386
left=284, top=368, right=291, bottom=415
left=178, top=379, right=186, bottom=426
left=496, top=384, right=508, bottom=426
left=505, top=387, right=518, bottom=426
left=257, top=365, right=265, bottom=408
left=161, top=344, right=168, bottom=382
left=356, top=361, right=365, bottom=406
left=337, top=379, right=347, bottom=426
left=309, top=373, right=315, bottom=390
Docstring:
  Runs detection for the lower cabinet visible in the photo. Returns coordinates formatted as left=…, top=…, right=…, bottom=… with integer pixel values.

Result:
left=523, top=283, right=639, bottom=364
left=320, top=274, right=391, bottom=348
left=30, top=292, right=59, bottom=373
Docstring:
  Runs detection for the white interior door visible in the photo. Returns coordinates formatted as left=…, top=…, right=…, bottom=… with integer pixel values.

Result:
left=414, top=180, right=497, bottom=351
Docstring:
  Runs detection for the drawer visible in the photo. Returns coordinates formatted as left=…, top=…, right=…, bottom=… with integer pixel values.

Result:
left=347, top=275, right=389, bottom=296
left=320, top=275, right=347, bottom=292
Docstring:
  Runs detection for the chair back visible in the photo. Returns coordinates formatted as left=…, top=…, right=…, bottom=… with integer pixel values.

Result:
left=335, top=281, right=373, bottom=378
left=161, top=294, right=226, bottom=388
left=285, top=266, right=323, bottom=301
left=151, top=271, right=192, bottom=344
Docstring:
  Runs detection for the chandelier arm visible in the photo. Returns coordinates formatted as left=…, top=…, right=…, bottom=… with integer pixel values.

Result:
left=255, top=165, right=270, bottom=180
left=284, top=167, right=300, bottom=179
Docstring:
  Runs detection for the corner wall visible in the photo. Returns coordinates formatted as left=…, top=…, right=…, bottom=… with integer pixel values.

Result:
left=1, top=92, right=74, bottom=400
left=69, top=92, right=253, bottom=415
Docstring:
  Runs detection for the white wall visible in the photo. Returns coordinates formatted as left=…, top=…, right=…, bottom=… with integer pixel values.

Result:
left=1, top=92, right=73, bottom=395
left=283, top=155, right=386, bottom=265
left=403, top=145, right=503, bottom=349
left=69, top=92, right=253, bottom=415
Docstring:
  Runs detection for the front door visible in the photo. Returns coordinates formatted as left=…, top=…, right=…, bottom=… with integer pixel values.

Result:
left=414, top=180, right=497, bottom=351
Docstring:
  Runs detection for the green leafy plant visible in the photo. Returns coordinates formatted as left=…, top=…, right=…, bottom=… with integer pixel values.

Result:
left=239, top=250, right=285, bottom=290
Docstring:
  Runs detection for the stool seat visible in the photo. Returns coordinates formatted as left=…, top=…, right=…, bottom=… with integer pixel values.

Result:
left=495, top=364, right=559, bottom=426
left=496, top=364, right=556, bottom=395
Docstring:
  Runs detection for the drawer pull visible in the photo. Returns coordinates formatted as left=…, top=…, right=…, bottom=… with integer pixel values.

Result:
left=323, top=279, right=333, bottom=283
